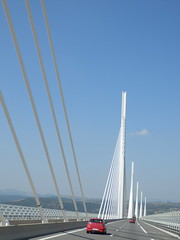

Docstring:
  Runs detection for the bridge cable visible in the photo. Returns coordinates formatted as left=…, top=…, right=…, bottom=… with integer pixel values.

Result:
left=25, top=0, right=79, bottom=220
left=2, top=0, right=67, bottom=221
left=41, top=0, right=88, bottom=218
left=0, top=91, right=47, bottom=223
left=99, top=92, right=127, bottom=219
left=98, top=130, right=121, bottom=219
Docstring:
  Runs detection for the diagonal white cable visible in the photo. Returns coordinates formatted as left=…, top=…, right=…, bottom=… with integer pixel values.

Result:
left=25, top=0, right=79, bottom=220
left=99, top=92, right=127, bottom=219
left=98, top=147, right=115, bottom=218
left=104, top=172, right=114, bottom=219
left=104, top=154, right=117, bottom=219
left=105, top=144, right=119, bottom=219
left=99, top=131, right=120, bottom=219
left=41, top=0, right=88, bottom=218
left=2, top=0, right=67, bottom=221
left=0, top=91, right=47, bottom=223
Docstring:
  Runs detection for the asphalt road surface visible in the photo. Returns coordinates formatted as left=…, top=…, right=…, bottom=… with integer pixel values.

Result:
left=29, top=219, right=179, bottom=240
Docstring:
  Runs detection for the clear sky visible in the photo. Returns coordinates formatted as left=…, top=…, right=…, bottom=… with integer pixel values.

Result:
left=0, top=0, right=180, bottom=202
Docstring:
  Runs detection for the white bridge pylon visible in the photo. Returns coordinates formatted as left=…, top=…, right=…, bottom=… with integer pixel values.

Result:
left=98, top=91, right=127, bottom=219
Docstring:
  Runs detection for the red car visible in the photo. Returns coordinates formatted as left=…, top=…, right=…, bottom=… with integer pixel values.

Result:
left=86, top=218, right=107, bottom=234
left=129, top=217, right=136, bottom=223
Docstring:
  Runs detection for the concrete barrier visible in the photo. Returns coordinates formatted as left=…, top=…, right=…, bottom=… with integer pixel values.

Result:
left=0, top=219, right=121, bottom=240
left=0, top=221, right=87, bottom=240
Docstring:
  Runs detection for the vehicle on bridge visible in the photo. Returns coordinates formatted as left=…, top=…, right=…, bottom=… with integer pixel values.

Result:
left=129, top=216, right=136, bottom=223
left=86, top=218, right=107, bottom=234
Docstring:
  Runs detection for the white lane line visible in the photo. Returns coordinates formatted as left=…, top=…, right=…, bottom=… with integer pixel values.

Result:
left=120, top=221, right=128, bottom=229
left=107, top=220, right=126, bottom=225
left=107, top=220, right=127, bottom=229
left=36, top=228, right=86, bottom=240
left=137, top=221, right=147, bottom=234
left=141, top=220, right=180, bottom=239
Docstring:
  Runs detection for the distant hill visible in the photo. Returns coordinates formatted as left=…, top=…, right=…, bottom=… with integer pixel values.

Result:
left=0, top=189, right=32, bottom=197
left=1, top=196, right=180, bottom=215
left=146, top=201, right=180, bottom=215
left=0, top=197, right=101, bottom=213
left=0, top=189, right=101, bottom=213
left=1, top=189, right=180, bottom=215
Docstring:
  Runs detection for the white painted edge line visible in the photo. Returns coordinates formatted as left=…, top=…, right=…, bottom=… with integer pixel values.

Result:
left=36, top=227, right=86, bottom=240
left=141, top=220, right=180, bottom=239
left=137, top=221, right=147, bottom=234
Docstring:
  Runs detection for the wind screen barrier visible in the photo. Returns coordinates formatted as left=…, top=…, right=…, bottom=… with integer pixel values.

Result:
left=0, top=204, right=96, bottom=221
left=142, top=211, right=180, bottom=236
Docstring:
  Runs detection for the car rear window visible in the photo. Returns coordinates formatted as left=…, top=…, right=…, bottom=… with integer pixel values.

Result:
left=90, top=219, right=103, bottom=223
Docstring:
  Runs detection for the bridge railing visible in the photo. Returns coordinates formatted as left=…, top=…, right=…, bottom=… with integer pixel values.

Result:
left=142, top=211, right=180, bottom=236
left=0, top=204, right=96, bottom=223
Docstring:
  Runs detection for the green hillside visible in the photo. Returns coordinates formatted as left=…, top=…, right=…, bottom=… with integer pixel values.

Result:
left=1, top=194, right=180, bottom=215
left=1, top=196, right=101, bottom=214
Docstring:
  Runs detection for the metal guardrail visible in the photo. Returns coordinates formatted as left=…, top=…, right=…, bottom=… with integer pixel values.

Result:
left=0, top=204, right=97, bottom=222
left=142, top=211, right=180, bottom=236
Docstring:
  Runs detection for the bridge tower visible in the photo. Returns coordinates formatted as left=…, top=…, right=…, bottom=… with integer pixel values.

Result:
left=117, top=91, right=127, bottom=218
left=135, top=181, right=139, bottom=218
left=139, top=191, right=143, bottom=218
left=143, top=197, right=147, bottom=217
left=127, top=161, right=134, bottom=218
left=98, top=91, right=127, bottom=219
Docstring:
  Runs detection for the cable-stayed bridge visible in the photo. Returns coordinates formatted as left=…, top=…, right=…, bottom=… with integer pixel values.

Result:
left=0, top=1, right=179, bottom=239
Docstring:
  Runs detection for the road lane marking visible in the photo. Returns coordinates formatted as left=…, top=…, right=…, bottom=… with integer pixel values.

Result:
left=36, top=228, right=85, bottom=240
left=38, top=221, right=121, bottom=239
left=107, top=220, right=127, bottom=230
left=119, top=221, right=128, bottom=229
left=137, top=221, right=147, bottom=234
left=141, top=220, right=180, bottom=239
left=107, top=220, right=126, bottom=225
left=140, top=225, right=147, bottom=234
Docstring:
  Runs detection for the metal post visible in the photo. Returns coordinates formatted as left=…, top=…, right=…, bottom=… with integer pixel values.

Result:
left=0, top=208, right=9, bottom=226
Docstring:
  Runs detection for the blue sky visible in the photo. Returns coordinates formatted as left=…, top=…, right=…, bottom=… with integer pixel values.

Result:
left=0, top=0, right=180, bottom=202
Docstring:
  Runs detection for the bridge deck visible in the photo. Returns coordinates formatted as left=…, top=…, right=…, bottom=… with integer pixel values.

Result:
left=29, top=219, right=178, bottom=240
